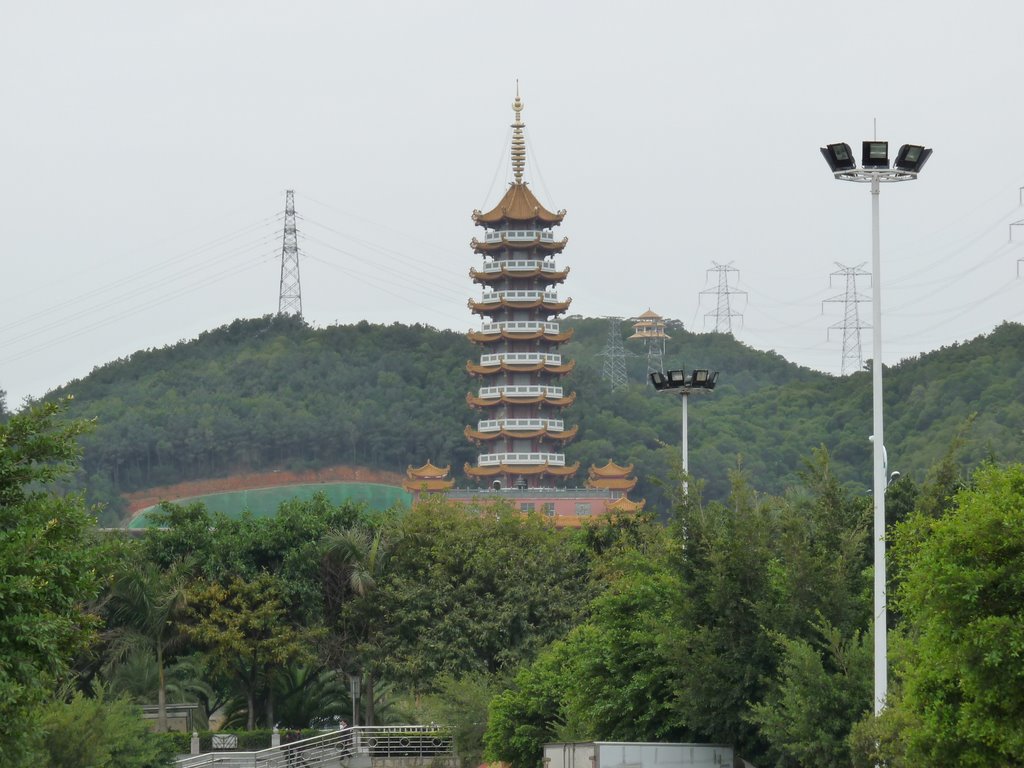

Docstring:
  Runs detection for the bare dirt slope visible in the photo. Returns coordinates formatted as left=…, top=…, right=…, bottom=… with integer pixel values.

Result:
left=124, top=465, right=406, bottom=515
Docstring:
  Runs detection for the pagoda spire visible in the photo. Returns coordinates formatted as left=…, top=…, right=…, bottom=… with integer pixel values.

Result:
left=511, top=83, right=526, bottom=184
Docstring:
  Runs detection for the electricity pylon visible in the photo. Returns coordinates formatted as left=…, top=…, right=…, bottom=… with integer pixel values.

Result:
left=700, top=261, right=746, bottom=333
left=278, top=190, right=303, bottom=316
left=823, top=262, right=870, bottom=375
left=596, top=317, right=633, bottom=390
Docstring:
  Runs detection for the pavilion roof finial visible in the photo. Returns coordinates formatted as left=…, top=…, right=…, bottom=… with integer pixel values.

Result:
left=511, top=82, right=526, bottom=184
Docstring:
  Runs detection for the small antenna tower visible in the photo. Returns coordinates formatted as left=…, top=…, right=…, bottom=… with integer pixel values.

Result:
left=278, top=190, right=303, bottom=316
left=823, top=262, right=871, bottom=375
left=700, top=261, right=746, bottom=333
left=629, top=310, right=670, bottom=377
left=596, top=317, right=632, bottom=390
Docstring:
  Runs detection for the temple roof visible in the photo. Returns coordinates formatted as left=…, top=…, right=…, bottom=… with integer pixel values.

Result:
left=607, top=496, right=646, bottom=513
left=468, top=297, right=572, bottom=314
left=587, top=476, right=638, bottom=492
left=473, top=183, right=566, bottom=227
left=589, top=459, right=636, bottom=478
left=406, top=461, right=451, bottom=479
left=403, top=477, right=455, bottom=493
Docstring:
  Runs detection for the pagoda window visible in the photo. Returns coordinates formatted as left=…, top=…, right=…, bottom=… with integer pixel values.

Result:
left=576, top=502, right=592, bottom=516
left=543, top=503, right=556, bottom=516
left=520, top=502, right=535, bottom=513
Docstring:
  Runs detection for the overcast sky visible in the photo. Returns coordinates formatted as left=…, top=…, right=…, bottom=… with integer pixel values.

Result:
left=3, top=1, right=1024, bottom=406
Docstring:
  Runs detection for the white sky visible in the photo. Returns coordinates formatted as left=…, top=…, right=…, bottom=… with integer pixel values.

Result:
left=3, top=1, right=1024, bottom=406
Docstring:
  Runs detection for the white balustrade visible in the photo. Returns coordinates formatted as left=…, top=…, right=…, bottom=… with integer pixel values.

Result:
left=483, top=229, right=557, bottom=244
left=478, top=352, right=562, bottom=366
left=477, top=452, right=566, bottom=466
left=477, top=385, right=564, bottom=399
left=478, top=321, right=560, bottom=335
left=477, top=418, right=566, bottom=432
left=478, top=259, right=560, bottom=273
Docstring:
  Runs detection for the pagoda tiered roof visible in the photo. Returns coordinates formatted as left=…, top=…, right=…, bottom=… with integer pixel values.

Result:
left=465, top=391, right=577, bottom=408
left=464, top=461, right=580, bottom=479
left=467, top=296, right=572, bottom=314
left=471, top=235, right=567, bottom=255
left=469, top=265, right=570, bottom=283
left=467, top=328, right=574, bottom=344
left=464, top=424, right=579, bottom=442
left=465, top=359, right=576, bottom=376
left=472, top=183, right=566, bottom=227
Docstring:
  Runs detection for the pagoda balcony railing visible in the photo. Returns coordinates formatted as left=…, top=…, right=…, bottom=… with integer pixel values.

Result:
left=477, top=418, right=566, bottom=432
left=478, top=290, right=559, bottom=304
left=484, top=229, right=557, bottom=243
left=478, top=321, right=560, bottom=335
left=479, top=352, right=562, bottom=366
left=478, top=385, right=564, bottom=399
left=478, top=259, right=559, bottom=273
left=477, top=452, right=566, bottom=467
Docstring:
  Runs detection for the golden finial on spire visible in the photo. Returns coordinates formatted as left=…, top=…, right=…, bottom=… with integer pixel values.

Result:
left=511, top=82, right=526, bottom=184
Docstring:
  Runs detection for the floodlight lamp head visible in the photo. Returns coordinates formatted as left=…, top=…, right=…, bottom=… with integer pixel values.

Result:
left=692, top=369, right=709, bottom=384
left=894, top=144, right=932, bottom=173
left=821, top=143, right=856, bottom=173
left=862, top=140, right=890, bottom=169
left=668, top=369, right=688, bottom=385
left=649, top=371, right=668, bottom=390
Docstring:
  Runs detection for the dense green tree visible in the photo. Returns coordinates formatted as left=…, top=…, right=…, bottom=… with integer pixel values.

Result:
left=0, top=399, right=101, bottom=766
left=889, top=463, right=1024, bottom=766
left=377, top=499, right=594, bottom=688
left=37, top=684, right=176, bottom=768
left=748, top=621, right=872, bottom=767
left=484, top=641, right=573, bottom=768
left=187, top=573, right=324, bottom=730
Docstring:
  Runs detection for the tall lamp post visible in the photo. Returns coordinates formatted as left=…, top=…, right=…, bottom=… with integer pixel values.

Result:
left=650, top=369, right=719, bottom=493
left=821, top=140, right=932, bottom=715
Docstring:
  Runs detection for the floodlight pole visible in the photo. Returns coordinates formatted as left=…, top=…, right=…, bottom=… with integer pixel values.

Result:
left=869, top=171, right=887, bottom=718
left=681, top=390, right=689, bottom=494
left=823, top=140, right=930, bottom=717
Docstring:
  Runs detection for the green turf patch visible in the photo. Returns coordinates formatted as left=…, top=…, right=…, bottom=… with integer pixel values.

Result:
left=129, top=482, right=411, bottom=528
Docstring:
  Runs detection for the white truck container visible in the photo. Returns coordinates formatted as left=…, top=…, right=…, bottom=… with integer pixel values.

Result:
left=543, top=741, right=734, bottom=768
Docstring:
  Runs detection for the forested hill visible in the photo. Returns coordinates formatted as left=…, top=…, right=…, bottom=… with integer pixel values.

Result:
left=42, top=314, right=1024, bottom=525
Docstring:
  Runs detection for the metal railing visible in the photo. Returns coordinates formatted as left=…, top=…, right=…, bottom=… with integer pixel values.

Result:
left=176, top=726, right=453, bottom=768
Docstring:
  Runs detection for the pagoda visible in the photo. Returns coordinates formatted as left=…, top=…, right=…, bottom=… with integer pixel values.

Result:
left=462, top=90, right=580, bottom=491
left=405, top=89, right=643, bottom=525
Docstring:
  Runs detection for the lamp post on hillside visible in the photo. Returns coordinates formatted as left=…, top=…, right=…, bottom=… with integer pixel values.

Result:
left=650, top=369, right=719, bottom=494
left=821, top=139, right=932, bottom=716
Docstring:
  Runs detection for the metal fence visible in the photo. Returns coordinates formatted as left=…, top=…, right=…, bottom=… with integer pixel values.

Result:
left=175, top=725, right=453, bottom=768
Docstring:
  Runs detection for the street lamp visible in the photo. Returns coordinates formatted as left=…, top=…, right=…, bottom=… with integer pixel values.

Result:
left=650, top=369, right=719, bottom=493
left=821, top=139, right=931, bottom=716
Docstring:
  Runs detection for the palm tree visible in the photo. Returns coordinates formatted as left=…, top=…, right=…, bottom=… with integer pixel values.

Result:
left=105, top=558, right=192, bottom=732
left=321, top=523, right=400, bottom=726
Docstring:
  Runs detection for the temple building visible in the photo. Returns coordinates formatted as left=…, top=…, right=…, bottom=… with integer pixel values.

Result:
left=405, top=89, right=643, bottom=524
